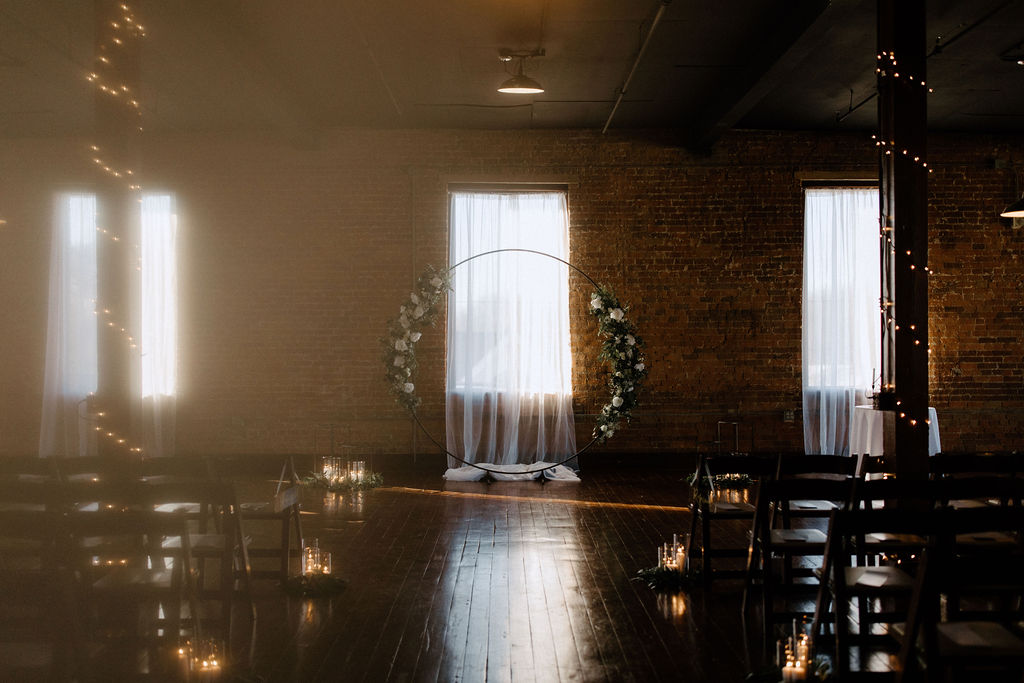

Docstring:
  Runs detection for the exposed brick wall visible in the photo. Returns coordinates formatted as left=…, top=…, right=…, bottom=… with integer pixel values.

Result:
left=1, top=128, right=1022, bottom=460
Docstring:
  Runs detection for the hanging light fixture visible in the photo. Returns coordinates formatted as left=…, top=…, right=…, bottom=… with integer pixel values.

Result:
left=497, top=50, right=545, bottom=94
left=1000, top=196, right=1024, bottom=218
left=1001, top=168, right=1024, bottom=218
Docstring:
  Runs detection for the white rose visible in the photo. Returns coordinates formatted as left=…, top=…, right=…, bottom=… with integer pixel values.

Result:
left=615, top=371, right=622, bottom=377
left=393, top=355, right=406, bottom=367
left=626, top=334, right=635, bottom=346
left=395, top=339, right=408, bottom=351
left=399, top=315, right=410, bottom=329
left=600, top=425, right=608, bottom=432
left=635, top=362, right=645, bottom=371
left=430, top=276, right=442, bottom=288
left=410, top=331, right=422, bottom=342
left=410, top=293, right=420, bottom=304
left=606, top=430, right=614, bottom=438
left=612, top=396, right=624, bottom=408
left=403, top=382, right=415, bottom=393
left=413, top=306, right=424, bottom=319
left=590, top=297, right=603, bottom=310
left=610, top=308, right=624, bottom=321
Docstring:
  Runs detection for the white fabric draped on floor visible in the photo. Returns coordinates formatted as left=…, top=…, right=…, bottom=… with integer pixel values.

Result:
left=443, top=462, right=581, bottom=482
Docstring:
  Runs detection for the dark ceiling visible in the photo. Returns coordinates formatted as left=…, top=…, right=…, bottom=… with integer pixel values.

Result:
left=2, top=0, right=1023, bottom=148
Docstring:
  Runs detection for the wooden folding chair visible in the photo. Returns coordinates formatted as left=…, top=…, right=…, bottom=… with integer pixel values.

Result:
left=896, top=505, right=1024, bottom=683
left=687, top=452, right=775, bottom=585
left=62, top=499, right=202, bottom=680
left=811, top=477, right=951, bottom=677
left=228, top=456, right=304, bottom=582
left=774, top=453, right=858, bottom=526
left=0, top=480, right=80, bottom=682
left=745, top=476, right=855, bottom=643
left=142, top=479, right=254, bottom=643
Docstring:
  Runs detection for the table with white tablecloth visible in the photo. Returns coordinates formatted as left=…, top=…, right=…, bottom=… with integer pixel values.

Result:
left=850, top=405, right=941, bottom=456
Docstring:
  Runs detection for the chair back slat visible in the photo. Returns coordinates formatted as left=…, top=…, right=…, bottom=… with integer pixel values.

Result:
left=0, top=456, right=58, bottom=483
left=776, top=453, right=857, bottom=478
left=699, top=453, right=777, bottom=477
left=929, top=452, right=1023, bottom=477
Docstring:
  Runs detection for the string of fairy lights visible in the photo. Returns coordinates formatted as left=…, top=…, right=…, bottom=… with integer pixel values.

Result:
left=874, top=49, right=934, bottom=431
left=84, top=1, right=147, bottom=455
left=87, top=406, right=144, bottom=454
left=87, top=2, right=146, bottom=192
left=89, top=144, right=141, bottom=190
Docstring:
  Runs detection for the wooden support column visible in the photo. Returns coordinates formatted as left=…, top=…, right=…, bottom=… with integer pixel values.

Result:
left=877, top=0, right=929, bottom=477
left=93, top=0, right=143, bottom=455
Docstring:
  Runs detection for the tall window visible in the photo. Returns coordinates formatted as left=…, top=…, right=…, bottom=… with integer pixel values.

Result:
left=802, top=186, right=880, bottom=455
left=445, top=189, right=576, bottom=468
left=140, top=193, right=178, bottom=398
left=40, top=192, right=177, bottom=457
left=39, top=194, right=98, bottom=456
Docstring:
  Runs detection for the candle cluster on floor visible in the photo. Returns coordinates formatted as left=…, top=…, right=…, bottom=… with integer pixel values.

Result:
left=778, top=623, right=811, bottom=681
left=658, top=534, right=686, bottom=571
left=637, top=532, right=698, bottom=590
left=302, top=538, right=332, bottom=576
left=321, top=457, right=368, bottom=486
left=177, top=638, right=224, bottom=679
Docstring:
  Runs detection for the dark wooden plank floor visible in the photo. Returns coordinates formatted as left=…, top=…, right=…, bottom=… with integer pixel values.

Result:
left=232, top=460, right=769, bottom=682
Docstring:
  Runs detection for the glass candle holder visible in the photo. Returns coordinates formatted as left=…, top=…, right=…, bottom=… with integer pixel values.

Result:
left=302, top=539, right=321, bottom=575
left=322, top=456, right=344, bottom=485
left=657, top=533, right=686, bottom=570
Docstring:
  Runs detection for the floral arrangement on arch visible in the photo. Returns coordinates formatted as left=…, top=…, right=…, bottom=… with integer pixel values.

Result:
left=589, top=285, right=648, bottom=443
left=383, top=263, right=648, bottom=447
left=382, top=264, right=450, bottom=411
left=382, top=265, right=451, bottom=412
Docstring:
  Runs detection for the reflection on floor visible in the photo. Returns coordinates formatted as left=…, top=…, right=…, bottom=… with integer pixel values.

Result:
left=1, top=457, right=775, bottom=681
left=237, top=459, right=762, bottom=682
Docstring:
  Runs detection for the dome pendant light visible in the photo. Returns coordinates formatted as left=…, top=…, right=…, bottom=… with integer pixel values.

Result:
left=497, top=51, right=544, bottom=94
left=1001, top=168, right=1024, bottom=218
left=1000, top=196, right=1024, bottom=218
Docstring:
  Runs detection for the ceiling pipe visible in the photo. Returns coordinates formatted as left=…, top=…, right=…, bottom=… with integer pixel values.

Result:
left=602, top=0, right=672, bottom=134
left=837, top=1, right=1013, bottom=125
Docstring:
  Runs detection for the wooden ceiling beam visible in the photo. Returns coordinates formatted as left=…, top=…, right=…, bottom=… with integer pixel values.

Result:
left=685, top=0, right=831, bottom=152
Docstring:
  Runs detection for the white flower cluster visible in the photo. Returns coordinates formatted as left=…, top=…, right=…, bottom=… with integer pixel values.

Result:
left=589, top=286, right=648, bottom=444
left=383, top=266, right=647, bottom=448
left=383, top=266, right=449, bottom=412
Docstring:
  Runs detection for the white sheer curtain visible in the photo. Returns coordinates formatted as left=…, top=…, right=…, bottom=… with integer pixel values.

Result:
left=802, top=187, right=880, bottom=455
left=446, top=191, right=577, bottom=468
left=40, top=192, right=177, bottom=458
left=135, top=193, right=178, bottom=457
left=39, top=194, right=98, bottom=457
